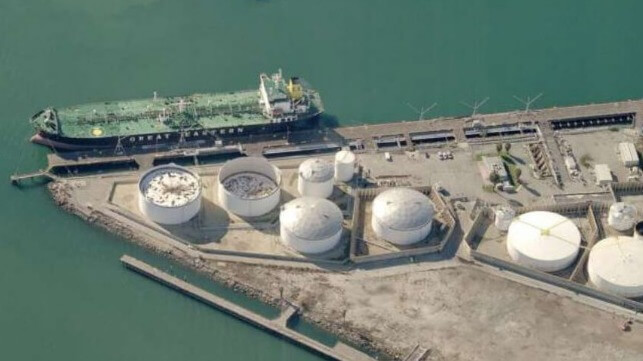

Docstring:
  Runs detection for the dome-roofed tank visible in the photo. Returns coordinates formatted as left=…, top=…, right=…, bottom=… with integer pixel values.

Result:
left=280, top=197, right=343, bottom=254
left=587, top=236, right=643, bottom=298
left=607, top=202, right=637, bottom=231
left=298, top=158, right=334, bottom=198
left=334, top=150, right=356, bottom=182
left=506, top=211, right=581, bottom=272
left=371, top=188, right=434, bottom=245
left=494, top=206, right=515, bottom=231
left=138, top=164, right=202, bottom=225
left=217, top=157, right=281, bottom=217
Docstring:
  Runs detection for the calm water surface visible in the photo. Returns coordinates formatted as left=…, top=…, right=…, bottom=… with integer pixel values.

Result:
left=1, top=1, right=643, bottom=360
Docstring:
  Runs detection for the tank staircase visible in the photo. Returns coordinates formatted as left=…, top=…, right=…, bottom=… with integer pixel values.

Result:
left=402, top=344, right=431, bottom=361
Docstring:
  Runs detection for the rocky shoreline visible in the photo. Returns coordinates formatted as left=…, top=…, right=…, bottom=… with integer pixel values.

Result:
left=48, top=181, right=403, bottom=360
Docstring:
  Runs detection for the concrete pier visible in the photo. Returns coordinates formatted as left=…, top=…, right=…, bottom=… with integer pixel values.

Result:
left=120, top=255, right=374, bottom=361
left=10, top=170, right=57, bottom=185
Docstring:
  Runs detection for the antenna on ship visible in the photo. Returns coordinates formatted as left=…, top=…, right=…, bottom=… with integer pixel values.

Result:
left=114, top=136, right=126, bottom=155
left=178, top=127, right=186, bottom=149
left=513, top=93, right=543, bottom=114
left=406, top=102, right=437, bottom=121
left=460, top=97, right=490, bottom=117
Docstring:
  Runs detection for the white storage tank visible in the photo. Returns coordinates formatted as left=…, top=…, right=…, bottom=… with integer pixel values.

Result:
left=635, top=221, right=643, bottom=242
left=138, top=164, right=202, bottom=225
left=298, top=158, right=334, bottom=198
left=280, top=197, right=343, bottom=254
left=506, top=211, right=581, bottom=272
left=371, top=188, right=434, bottom=245
left=334, top=150, right=356, bottom=182
left=607, top=202, right=637, bottom=231
left=217, top=157, right=281, bottom=217
left=587, top=236, right=643, bottom=298
left=494, top=207, right=515, bottom=231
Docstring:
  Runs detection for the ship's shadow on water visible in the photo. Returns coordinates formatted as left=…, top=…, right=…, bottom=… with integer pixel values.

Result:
left=317, top=113, right=341, bottom=129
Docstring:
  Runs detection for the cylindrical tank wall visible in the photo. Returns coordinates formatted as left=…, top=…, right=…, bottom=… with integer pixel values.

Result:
left=588, top=236, right=643, bottom=298
left=137, top=164, right=202, bottom=225
left=371, top=218, right=432, bottom=245
left=297, top=158, right=334, bottom=198
left=138, top=193, right=201, bottom=225
left=217, top=157, right=281, bottom=217
left=297, top=176, right=334, bottom=198
left=280, top=224, right=342, bottom=254
left=334, top=150, right=356, bottom=182
left=506, top=211, right=581, bottom=273
left=607, top=203, right=637, bottom=231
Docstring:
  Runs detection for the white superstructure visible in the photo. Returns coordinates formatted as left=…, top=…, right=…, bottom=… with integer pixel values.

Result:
left=138, top=164, right=202, bottom=225
left=494, top=207, right=515, bottom=231
left=258, top=70, right=311, bottom=123
left=587, top=236, right=643, bottom=298
left=334, top=150, right=356, bottom=182
left=280, top=197, right=343, bottom=254
left=607, top=202, right=637, bottom=231
left=371, top=188, right=434, bottom=245
left=217, top=157, right=281, bottom=217
left=297, top=158, right=334, bottom=198
left=506, top=211, right=581, bottom=272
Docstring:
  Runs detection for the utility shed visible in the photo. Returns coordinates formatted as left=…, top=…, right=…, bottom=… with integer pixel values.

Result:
left=481, top=156, right=508, bottom=181
left=595, top=164, right=613, bottom=186
left=618, top=142, right=639, bottom=167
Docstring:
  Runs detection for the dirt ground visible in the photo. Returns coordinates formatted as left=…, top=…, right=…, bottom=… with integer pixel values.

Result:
left=222, top=260, right=643, bottom=361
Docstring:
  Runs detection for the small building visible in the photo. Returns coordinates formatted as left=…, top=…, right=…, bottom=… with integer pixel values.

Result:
left=481, top=156, right=508, bottom=182
left=618, top=142, right=640, bottom=167
left=594, top=164, right=613, bottom=186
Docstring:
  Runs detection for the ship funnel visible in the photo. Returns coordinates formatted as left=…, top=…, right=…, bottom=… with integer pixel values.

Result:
left=287, top=77, right=303, bottom=101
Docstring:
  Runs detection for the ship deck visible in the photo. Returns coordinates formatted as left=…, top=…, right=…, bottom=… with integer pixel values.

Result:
left=55, top=90, right=266, bottom=138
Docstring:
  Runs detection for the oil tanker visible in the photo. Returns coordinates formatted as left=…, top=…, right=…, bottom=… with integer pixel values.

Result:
left=30, top=70, right=323, bottom=151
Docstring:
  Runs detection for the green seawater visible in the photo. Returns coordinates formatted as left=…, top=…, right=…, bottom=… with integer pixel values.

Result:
left=1, top=1, right=643, bottom=360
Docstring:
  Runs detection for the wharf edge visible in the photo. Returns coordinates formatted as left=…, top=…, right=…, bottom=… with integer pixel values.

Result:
left=119, top=255, right=374, bottom=361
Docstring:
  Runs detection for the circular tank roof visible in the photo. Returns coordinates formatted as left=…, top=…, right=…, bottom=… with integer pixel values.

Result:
left=588, top=236, right=643, bottom=298
left=280, top=197, right=343, bottom=240
left=299, top=158, right=334, bottom=182
left=372, top=188, right=434, bottom=231
left=139, top=165, right=200, bottom=207
left=608, top=202, right=637, bottom=228
left=222, top=172, right=278, bottom=200
left=507, top=211, right=581, bottom=272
